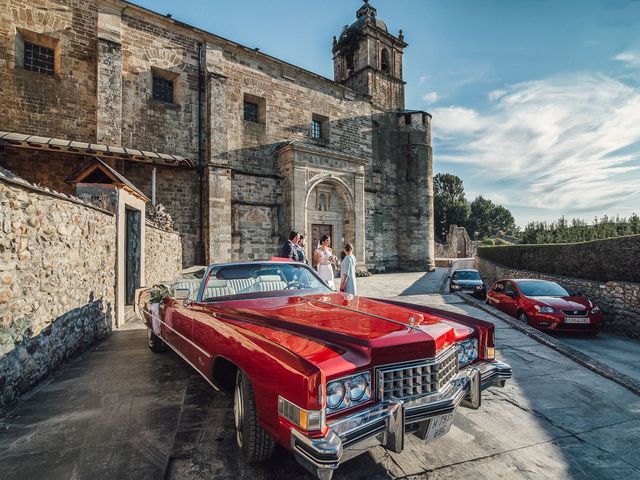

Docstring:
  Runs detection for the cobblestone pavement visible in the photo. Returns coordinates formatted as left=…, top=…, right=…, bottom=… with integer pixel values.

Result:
left=1, top=272, right=639, bottom=480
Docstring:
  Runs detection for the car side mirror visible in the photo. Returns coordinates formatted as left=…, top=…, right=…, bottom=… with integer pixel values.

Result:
left=174, top=289, right=190, bottom=300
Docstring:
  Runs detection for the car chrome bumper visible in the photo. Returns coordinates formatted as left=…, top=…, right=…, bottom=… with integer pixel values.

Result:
left=291, top=360, right=512, bottom=480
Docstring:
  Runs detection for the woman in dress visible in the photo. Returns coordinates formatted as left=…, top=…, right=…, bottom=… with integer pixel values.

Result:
left=340, top=243, right=357, bottom=295
left=314, top=235, right=336, bottom=290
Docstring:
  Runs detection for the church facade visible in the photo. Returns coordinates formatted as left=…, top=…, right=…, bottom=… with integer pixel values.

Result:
left=0, top=0, right=435, bottom=272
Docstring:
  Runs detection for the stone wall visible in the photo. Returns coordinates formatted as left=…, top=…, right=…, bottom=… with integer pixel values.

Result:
left=119, top=11, right=201, bottom=160
left=0, top=169, right=116, bottom=410
left=0, top=0, right=436, bottom=272
left=145, top=224, right=183, bottom=286
left=122, top=162, right=201, bottom=267
left=476, top=257, right=640, bottom=339
left=478, top=235, right=640, bottom=283
left=0, top=0, right=98, bottom=141
left=435, top=225, right=478, bottom=258
left=0, top=147, right=86, bottom=197
left=205, top=39, right=374, bottom=261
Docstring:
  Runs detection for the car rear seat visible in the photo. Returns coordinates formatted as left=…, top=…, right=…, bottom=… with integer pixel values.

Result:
left=203, top=279, right=236, bottom=300
left=228, top=278, right=256, bottom=294
left=253, top=275, right=288, bottom=292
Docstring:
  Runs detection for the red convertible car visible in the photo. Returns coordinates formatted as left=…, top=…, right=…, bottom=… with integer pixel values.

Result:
left=486, top=278, right=603, bottom=334
left=136, top=261, right=512, bottom=479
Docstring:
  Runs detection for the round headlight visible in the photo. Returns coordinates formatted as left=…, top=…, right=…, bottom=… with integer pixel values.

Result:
left=348, top=375, right=368, bottom=401
left=326, top=381, right=345, bottom=409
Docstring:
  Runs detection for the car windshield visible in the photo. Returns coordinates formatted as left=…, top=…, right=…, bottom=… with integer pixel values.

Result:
left=452, top=271, right=481, bottom=280
left=517, top=281, right=570, bottom=297
left=196, top=263, right=333, bottom=302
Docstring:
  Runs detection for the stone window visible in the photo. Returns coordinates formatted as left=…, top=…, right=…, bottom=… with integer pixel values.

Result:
left=381, top=48, right=390, bottom=74
left=243, top=93, right=266, bottom=124
left=244, top=101, right=259, bottom=123
left=151, top=67, right=179, bottom=104
left=346, top=52, right=355, bottom=76
left=152, top=76, right=174, bottom=103
left=24, top=42, right=55, bottom=75
left=15, top=29, right=60, bottom=75
left=311, top=120, right=321, bottom=139
left=311, top=113, right=329, bottom=141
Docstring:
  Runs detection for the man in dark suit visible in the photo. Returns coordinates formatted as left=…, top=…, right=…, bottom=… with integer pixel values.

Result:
left=279, top=231, right=301, bottom=260
left=295, top=234, right=308, bottom=264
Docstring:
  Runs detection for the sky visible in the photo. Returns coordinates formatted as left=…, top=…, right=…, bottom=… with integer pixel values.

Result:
left=132, top=0, right=640, bottom=226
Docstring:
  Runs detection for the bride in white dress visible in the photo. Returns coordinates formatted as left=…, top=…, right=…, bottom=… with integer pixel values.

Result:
left=314, top=235, right=336, bottom=290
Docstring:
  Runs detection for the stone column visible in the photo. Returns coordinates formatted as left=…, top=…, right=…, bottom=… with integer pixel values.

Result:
left=96, top=2, right=123, bottom=145
left=354, top=170, right=366, bottom=269
left=292, top=164, right=307, bottom=234
left=205, top=166, right=232, bottom=263
left=205, top=71, right=232, bottom=263
left=397, top=111, right=435, bottom=271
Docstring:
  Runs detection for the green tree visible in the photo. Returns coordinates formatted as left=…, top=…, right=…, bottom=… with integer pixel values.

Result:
left=433, top=173, right=470, bottom=242
left=465, top=196, right=517, bottom=240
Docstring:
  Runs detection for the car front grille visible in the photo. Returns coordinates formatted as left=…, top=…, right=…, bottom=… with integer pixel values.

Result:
left=562, top=309, right=588, bottom=316
left=377, top=347, right=458, bottom=402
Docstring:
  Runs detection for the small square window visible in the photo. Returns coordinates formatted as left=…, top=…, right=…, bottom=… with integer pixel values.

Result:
left=24, top=42, right=55, bottom=75
left=244, top=101, right=259, bottom=123
left=311, top=120, right=322, bottom=139
left=152, top=76, right=174, bottom=103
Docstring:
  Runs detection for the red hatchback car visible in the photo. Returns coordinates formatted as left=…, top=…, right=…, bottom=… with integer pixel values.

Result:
left=486, top=279, right=603, bottom=334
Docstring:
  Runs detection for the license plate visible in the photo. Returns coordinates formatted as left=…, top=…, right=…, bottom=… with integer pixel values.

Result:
left=425, top=412, right=455, bottom=442
left=565, top=317, right=590, bottom=324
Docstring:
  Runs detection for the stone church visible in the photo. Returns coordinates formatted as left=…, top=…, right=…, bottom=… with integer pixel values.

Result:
left=0, top=0, right=435, bottom=272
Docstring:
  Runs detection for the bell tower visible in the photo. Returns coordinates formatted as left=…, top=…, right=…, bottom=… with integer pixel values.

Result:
left=332, top=0, right=407, bottom=111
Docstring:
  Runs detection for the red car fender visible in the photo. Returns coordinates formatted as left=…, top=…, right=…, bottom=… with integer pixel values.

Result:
left=190, top=309, right=324, bottom=447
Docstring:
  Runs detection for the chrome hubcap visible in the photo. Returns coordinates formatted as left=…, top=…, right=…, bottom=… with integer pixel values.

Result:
left=234, top=380, right=244, bottom=446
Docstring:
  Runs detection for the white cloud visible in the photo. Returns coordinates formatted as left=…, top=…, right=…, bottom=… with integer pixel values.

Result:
left=431, top=106, right=485, bottom=137
left=613, top=51, right=640, bottom=67
left=418, top=75, right=429, bottom=86
left=488, top=89, right=507, bottom=101
left=432, top=73, right=640, bottom=214
left=422, top=91, right=439, bottom=104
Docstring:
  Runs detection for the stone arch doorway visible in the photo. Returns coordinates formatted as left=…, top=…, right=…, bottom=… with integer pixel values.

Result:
left=305, top=179, right=355, bottom=264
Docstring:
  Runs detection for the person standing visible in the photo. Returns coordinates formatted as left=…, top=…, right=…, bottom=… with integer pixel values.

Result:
left=295, top=234, right=308, bottom=264
left=279, top=231, right=300, bottom=260
left=340, top=243, right=357, bottom=295
left=314, top=235, right=336, bottom=289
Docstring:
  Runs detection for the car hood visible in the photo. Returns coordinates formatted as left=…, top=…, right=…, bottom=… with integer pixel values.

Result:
left=533, top=296, right=592, bottom=310
left=452, top=279, right=484, bottom=287
left=206, top=293, right=474, bottom=377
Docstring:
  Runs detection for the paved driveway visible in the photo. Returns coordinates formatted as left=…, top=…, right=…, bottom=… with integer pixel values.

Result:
left=1, top=272, right=639, bottom=480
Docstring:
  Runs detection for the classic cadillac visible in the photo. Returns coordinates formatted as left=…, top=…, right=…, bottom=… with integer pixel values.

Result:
left=136, top=261, right=512, bottom=479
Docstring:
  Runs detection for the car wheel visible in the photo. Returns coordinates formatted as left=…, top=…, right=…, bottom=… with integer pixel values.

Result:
left=518, top=311, right=530, bottom=325
left=234, top=370, right=276, bottom=463
left=147, top=328, right=165, bottom=353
